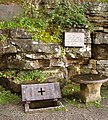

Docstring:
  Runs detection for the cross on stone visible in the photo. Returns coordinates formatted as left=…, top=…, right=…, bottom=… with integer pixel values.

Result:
left=38, top=88, right=45, bottom=95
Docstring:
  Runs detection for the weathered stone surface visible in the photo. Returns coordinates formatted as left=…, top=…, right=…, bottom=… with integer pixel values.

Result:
left=68, top=64, right=80, bottom=78
left=0, top=29, right=10, bottom=36
left=9, top=39, right=61, bottom=54
left=6, top=55, right=26, bottom=69
left=88, top=60, right=98, bottom=74
left=97, top=60, right=108, bottom=76
left=64, top=57, right=89, bottom=67
left=97, top=60, right=108, bottom=65
left=31, top=42, right=61, bottom=54
left=24, top=53, right=48, bottom=60
left=50, top=58, right=65, bottom=67
left=6, top=54, right=50, bottom=69
left=86, top=3, right=108, bottom=28
left=86, top=2, right=108, bottom=13
left=80, top=83, right=102, bottom=102
left=90, top=70, right=98, bottom=74
left=89, top=59, right=97, bottom=70
left=0, top=55, right=6, bottom=69
left=9, top=39, right=33, bottom=52
left=0, top=4, right=23, bottom=21
left=65, top=44, right=91, bottom=59
left=93, top=32, right=108, bottom=44
left=0, top=40, right=17, bottom=55
left=80, top=65, right=91, bottom=74
left=71, top=74, right=108, bottom=102
left=92, top=44, right=108, bottom=59
left=42, top=67, right=68, bottom=81
left=10, top=29, right=32, bottom=39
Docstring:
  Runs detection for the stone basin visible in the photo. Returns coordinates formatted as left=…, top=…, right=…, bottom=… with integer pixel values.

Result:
left=71, top=74, right=108, bottom=84
left=71, top=74, right=108, bottom=103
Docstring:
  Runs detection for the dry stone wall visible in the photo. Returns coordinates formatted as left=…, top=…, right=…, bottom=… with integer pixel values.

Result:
left=0, top=28, right=91, bottom=80
left=86, top=2, right=108, bottom=76
left=0, top=2, right=108, bottom=82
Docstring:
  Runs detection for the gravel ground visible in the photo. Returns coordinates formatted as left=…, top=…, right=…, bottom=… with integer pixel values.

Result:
left=0, top=98, right=108, bottom=120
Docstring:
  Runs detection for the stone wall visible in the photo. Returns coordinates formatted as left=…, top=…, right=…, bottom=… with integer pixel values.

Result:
left=86, top=2, right=108, bottom=76
left=0, top=28, right=91, bottom=81
left=0, top=2, right=108, bottom=82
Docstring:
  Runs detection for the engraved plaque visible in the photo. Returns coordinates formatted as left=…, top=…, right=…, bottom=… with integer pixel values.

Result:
left=21, top=82, right=61, bottom=102
left=64, top=32, right=84, bottom=47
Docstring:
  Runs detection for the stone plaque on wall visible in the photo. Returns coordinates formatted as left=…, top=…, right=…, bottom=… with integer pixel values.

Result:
left=64, top=32, right=84, bottom=47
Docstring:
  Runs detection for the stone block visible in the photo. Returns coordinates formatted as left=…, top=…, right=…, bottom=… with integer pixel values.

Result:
left=42, top=67, right=68, bottom=81
left=65, top=44, right=91, bottom=59
left=87, top=3, right=108, bottom=12
left=90, top=70, right=98, bottom=74
left=0, top=41, right=5, bottom=55
left=10, top=39, right=33, bottom=52
left=68, top=64, right=80, bottom=78
left=80, top=65, right=91, bottom=74
left=24, top=60, right=41, bottom=69
left=10, top=39, right=61, bottom=54
left=0, top=53, right=50, bottom=69
left=0, top=40, right=17, bottom=55
left=97, top=60, right=108, bottom=65
left=64, top=57, right=89, bottom=67
left=10, top=29, right=32, bottom=39
left=92, top=44, right=108, bottom=59
left=97, top=60, right=108, bottom=76
left=80, top=83, right=102, bottom=102
left=24, top=53, right=48, bottom=60
left=89, top=59, right=97, bottom=70
left=93, top=32, right=108, bottom=44
left=0, top=56, right=7, bottom=69
left=50, top=58, right=65, bottom=67
left=32, top=43, right=61, bottom=54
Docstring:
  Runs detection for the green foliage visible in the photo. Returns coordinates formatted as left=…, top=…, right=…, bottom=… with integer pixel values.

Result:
left=96, top=0, right=108, bottom=2
left=85, top=100, right=102, bottom=108
left=47, top=3, right=90, bottom=30
left=101, top=86, right=108, bottom=99
left=0, top=1, right=92, bottom=43
left=0, top=34, right=8, bottom=41
left=0, top=86, right=20, bottom=104
left=61, top=79, right=80, bottom=104
left=0, top=70, right=46, bottom=83
left=62, top=83, right=80, bottom=97
left=15, top=70, right=46, bottom=83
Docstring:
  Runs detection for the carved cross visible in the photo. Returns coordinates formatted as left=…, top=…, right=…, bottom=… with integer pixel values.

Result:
left=38, top=88, right=45, bottom=95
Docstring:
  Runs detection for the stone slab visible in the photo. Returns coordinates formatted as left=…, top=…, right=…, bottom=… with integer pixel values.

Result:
left=21, top=82, right=61, bottom=102
left=64, top=32, right=84, bottom=47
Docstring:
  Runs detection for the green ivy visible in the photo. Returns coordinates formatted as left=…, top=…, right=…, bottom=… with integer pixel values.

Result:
left=47, top=3, right=92, bottom=30
left=0, top=1, right=92, bottom=43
